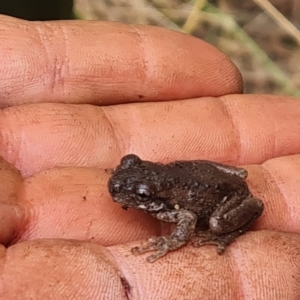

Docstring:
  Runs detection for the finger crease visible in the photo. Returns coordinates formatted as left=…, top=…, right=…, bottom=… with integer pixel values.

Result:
left=218, top=98, right=242, bottom=160
left=101, top=108, right=124, bottom=157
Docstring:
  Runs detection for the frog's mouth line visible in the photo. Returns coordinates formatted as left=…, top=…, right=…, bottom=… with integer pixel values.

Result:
left=138, top=202, right=164, bottom=212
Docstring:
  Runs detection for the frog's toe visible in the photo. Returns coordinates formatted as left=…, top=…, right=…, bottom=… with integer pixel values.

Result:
left=131, top=238, right=160, bottom=255
left=146, top=249, right=169, bottom=263
left=131, top=236, right=169, bottom=254
left=131, top=245, right=153, bottom=255
left=192, top=235, right=227, bottom=254
left=131, top=237, right=172, bottom=262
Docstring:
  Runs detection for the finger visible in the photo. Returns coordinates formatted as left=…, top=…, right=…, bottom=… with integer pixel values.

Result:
left=5, top=154, right=300, bottom=245
left=0, top=15, right=242, bottom=107
left=18, top=168, right=163, bottom=245
left=1, top=95, right=300, bottom=176
left=2, top=239, right=125, bottom=299
left=109, top=231, right=300, bottom=299
left=3, top=233, right=300, bottom=299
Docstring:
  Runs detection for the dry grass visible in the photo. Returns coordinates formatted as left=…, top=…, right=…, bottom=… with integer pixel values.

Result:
left=74, top=0, right=300, bottom=97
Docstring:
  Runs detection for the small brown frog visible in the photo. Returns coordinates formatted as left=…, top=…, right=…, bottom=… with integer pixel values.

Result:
left=108, top=154, right=264, bottom=263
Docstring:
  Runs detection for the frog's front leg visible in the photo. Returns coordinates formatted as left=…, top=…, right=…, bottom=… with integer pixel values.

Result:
left=193, top=195, right=264, bottom=253
left=131, top=210, right=197, bottom=262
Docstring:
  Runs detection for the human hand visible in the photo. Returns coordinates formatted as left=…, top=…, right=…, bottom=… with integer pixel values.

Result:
left=1, top=14, right=300, bottom=299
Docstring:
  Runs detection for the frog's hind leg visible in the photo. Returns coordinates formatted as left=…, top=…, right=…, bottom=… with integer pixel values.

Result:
left=192, top=219, right=256, bottom=254
left=192, top=196, right=264, bottom=254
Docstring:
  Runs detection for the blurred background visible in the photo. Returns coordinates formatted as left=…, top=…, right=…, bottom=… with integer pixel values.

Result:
left=1, top=0, right=299, bottom=96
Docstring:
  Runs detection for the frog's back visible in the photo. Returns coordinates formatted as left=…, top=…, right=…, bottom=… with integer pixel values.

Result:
left=165, top=160, right=234, bottom=181
left=165, top=160, right=250, bottom=198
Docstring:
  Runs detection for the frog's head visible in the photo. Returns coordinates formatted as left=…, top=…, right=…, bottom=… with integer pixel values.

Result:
left=108, top=154, right=167, bottom=212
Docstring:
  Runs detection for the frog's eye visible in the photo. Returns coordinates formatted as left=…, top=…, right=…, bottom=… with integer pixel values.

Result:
left=136, top=184, right=151, bottom=200
left=121, top=154, right=141, bottom=169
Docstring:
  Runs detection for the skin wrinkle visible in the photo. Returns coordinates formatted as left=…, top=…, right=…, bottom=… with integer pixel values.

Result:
left=221, top=95, right=293, bottom=164
left=263, top=102, right=276, bottom=160
left=34, top=22, right=67, bottom=98
left=229, top=252, right=245, bottom=300
left=243, top=95, right=276, bottom=160
left=257, top=163, right=288, bottom=230
left=129, top=25, right=148, bottom=96
left=231, top=233, right=282, bottom=300
left=31, top=24, right=53, bottom=95
left=55, top=24, right=69, bottom=97
left=218, top=97, right=242, bottom=161
left=261, top=158, right=297, bottom=231
left=106, top=103, right=158, bottom=157
left=230, top=240, right=253, bottom=300
left=101, top=108, right=124, bottom=160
